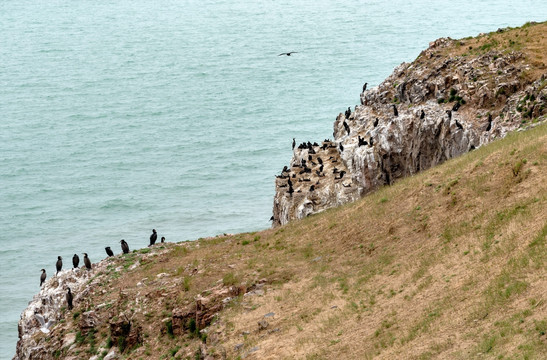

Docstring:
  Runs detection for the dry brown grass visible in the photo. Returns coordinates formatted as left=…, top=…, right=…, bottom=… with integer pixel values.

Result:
left=69, top=122, right=547, bottom=360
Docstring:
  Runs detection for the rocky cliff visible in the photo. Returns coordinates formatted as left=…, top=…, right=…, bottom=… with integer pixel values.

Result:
left=13, top=21, right=547, bottom=360
left=273, top=23, right=547, bottom=226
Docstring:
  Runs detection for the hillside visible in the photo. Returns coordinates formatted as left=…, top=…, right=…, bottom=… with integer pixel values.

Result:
left=14, top=23, right=547, bottom=360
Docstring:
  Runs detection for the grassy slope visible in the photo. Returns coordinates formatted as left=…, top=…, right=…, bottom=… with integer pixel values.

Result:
left=59, top=23, right=547, bottom=360
left=92, top=122, right=546, bottom=360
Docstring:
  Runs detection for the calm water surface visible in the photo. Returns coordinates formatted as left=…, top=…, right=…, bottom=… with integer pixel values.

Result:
left=1, top=0, right=546, bottom=356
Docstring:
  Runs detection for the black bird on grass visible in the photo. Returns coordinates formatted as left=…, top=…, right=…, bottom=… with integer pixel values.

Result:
left=120, top=239, right=129, bottom=254
left=40, top=269, right=46, bottom=287
left=56, top=256, right=62, bottom=275
left=278, top=52, right=298, bottom=56
left=72, top=254, right=79, bottom=268
left=105, top=247, right=114, bottom=257
left=149, top=229, right=157, bottom=246
left=66, top=287, right=73, bottom=310
left=83, top=253, right=91, bottom=270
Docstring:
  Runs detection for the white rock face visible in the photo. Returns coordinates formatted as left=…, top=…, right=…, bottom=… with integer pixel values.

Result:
left=13, top=260, right=113, bottom=360
left=272, top=39, right=547, bottom=226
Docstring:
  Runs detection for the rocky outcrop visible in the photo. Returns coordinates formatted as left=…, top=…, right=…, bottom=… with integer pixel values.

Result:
left=273, top=36, right=547, bottom=226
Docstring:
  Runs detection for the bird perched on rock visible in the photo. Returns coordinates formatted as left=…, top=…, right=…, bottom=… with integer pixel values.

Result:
left=40, top=269, right=46, bottom=287
left=83, top=253, right=91, bottom=270
left=343, top=121, right=350, bottom=135
left=339, top=143, right=344, bottom=152
left=72, top=254, right=79, bottom=268
left=161, top=236, right=165, bottom=243
left=56, top=256, right=62, bottom=275
left=66, top=287, right=73, bottom=310
left=292, top=138, right=295, bottom=150
left=345, top=107, right=351, bottom=119
left=420, top=110, right=425, bottom=119
left=149, top=229, right=157, bottom=246
left=362, top=82, right=368, bottom=92
left=373, top=118, right=379, bottom=127
left=455, top=119, right=464, bottom=130
left=452, top=102, right=461, bottom=112
left=120, top=239, right=129, bottom=254
left=486, top=113, right=492, bottom=131
left=105, top=247, right=114, bottom=257
left=446, top=110, right=452, bottom=120
left=392, top=104, right=398, bottom=117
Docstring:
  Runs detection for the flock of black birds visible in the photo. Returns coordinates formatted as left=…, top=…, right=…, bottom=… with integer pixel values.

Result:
left=272, top=82, right=495, bottom=224
left=39, top=229, right=165, bottom=312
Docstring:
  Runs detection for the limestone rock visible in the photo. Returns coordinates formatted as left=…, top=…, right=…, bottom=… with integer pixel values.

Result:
left=273, top=45, right=547, bottom=226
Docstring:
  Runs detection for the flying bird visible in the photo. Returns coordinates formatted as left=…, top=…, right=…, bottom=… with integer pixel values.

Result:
left=278, top=52, right=298, bottom=56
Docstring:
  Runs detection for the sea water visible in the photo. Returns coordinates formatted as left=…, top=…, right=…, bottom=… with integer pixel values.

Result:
left=1, top=0, right=546, bottom=356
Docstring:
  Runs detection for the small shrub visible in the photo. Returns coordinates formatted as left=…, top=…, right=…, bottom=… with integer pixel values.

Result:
left=241, top=240, right=250, bottom=246
left=223, top=272, right=238, bottom=286
left=106, top=336, right=113, bottom=348
left=183, top=276, right=191, bottom=291
left=166, top=320, right=174, bottom=338
left=170, top=345, right=181, bottom=357
left=512, top=160, right=523, bottom=176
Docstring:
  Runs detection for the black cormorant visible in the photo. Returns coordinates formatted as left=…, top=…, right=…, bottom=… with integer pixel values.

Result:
left=40, top=269, right=46, bottom=287
left=105, top=247, right=114, bottom=257
left=72, top=254, right=79, bottom=268
left=392, top=104, right=398, bottom=117
left=486, top=114, right=492, bottom=131
left=56, top=256, right=62, bottom=275
left=149, top=229, right=157, bottom=246
left=83, top=253, right=91, bottom=270
left=66, top=287, right=73, bottom=310
left=120, top=239, right=130, bottom=254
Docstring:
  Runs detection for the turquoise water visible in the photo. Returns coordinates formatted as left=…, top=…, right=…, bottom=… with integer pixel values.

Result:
left=1, top=0, right=546, bottom=356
